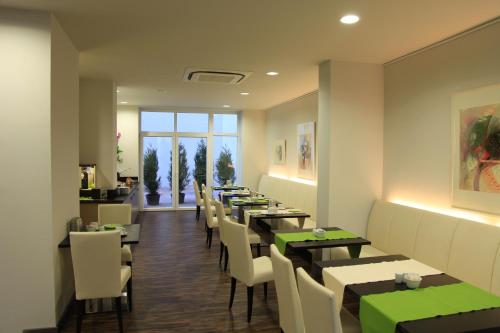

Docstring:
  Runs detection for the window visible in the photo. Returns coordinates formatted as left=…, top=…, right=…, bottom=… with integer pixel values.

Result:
left=141, top=112, right=174, bottom=132
left=214, top=114, right=238, bottom=133
left=177, top=113, right=209, bottom=133
left=140, top=111, right=239, bottom=210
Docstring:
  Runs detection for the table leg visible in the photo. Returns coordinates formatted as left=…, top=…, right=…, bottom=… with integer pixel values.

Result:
left=238, top=206, right=245, bottom=224
left=348, top=245, right=362, bottom=258
left=298, top=217, right=305, bottom=229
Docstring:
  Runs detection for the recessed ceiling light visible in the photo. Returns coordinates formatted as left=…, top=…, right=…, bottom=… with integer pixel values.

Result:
left=120, top=101, right=128, bottom=104
left=340, top=14, right=360, bottom=24
left=223, top=105, right=231, bottom=108
left=240, top=92, right=249, bottom=96
left=116, top=89, right=120, bottom=93
left=266, top=71, right=279, bottom=76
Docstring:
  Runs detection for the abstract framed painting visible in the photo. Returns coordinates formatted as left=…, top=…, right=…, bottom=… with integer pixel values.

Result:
left=274, top=139, right=286, bottom=165
left=297, top=122, right=315, bottom=179
left=451, top=84, right=500, bottom=214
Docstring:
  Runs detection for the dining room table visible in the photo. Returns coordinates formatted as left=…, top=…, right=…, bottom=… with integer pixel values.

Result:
left=211, top=185, right=248, bottom=191
left=230, top=197, right=276, bottom=222
left=58, top=223, right=141, bottom=248
left=318, top=254, right=500, bottom=333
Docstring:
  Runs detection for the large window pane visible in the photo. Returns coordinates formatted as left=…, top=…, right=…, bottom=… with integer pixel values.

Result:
left=213, top=136, right=238, bottom=186
left=178, top=137, right=207, bottom=208
left=141, top=112, right=174, bottom=132
left=143, top=136, right=172, bottom=208
left=177, top=113, right=208, bottom=132
left=214, top=114, right=238, bottom=133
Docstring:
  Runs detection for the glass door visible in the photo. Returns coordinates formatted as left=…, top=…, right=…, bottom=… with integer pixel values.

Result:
left=142, top=136, right=173, bottom=209
left=177, top=137, right=207, bottom=208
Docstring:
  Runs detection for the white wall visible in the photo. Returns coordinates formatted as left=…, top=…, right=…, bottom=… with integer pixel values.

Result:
left=80, top=78, right=118, bottom=189
left=265, top=92, right=318, bottom=179
left=321, top=61, right=384, bottom=236
left=117, top=105, right=139, bottom=177
left=50, top=16, right=79, bottom=321
left=0, top=8, right=76, bottom=332
left=241, top=109, right=267, bottom=190
left=384, top=21, right=500, bottom=224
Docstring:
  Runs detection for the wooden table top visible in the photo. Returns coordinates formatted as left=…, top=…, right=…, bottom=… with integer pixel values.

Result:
left=58, top=224, right=141, bottom=248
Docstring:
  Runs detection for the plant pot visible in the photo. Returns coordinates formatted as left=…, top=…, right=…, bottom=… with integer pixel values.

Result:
left=179, top=192, right=185, bottom=204
left=146, top=193, right=160, bottom=206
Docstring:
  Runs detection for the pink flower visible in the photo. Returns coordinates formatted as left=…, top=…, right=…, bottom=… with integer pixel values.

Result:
left=117, top=132, right=122, bottom=140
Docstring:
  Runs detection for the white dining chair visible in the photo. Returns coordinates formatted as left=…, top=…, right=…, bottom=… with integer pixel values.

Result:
left=296, top=267, right=343, bottom=333
left=193, top=179, right=203, bottom=221
left=98, top=204, right=133, bottom=266
left=214, top=200, right=262, bottom=271
left=270, top=244, right=305, bottom=333
left=225, top=220, right=274, bottom=322
left=202, top=191, right=219, bottom=248
left=70, top=231, right=132, bottom=333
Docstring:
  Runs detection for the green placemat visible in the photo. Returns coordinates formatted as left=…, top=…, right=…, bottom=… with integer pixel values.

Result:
left=274, top=230, right=358, bottom=254
left=360, top=282, right=500, bottom=333
left=228, top=198, right=245, bottom=208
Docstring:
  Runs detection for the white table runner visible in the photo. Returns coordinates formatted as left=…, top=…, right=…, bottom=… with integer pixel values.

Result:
left=322, top=259, right=442, bottom=312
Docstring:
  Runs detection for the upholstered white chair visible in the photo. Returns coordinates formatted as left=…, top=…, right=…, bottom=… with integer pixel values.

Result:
left=214, top=200, right=262, bottom=271
left=296, top=267, right=343, bottom=333
left=270, top=244, right=305, bottom=333
left=193, top=180, right=203, bottom=221
left=98, top=204, right=133, bottom=266
left=203, top=191, right=219, bottom=248
left=70, top=231, right=132, bottom=333
left=225, top=220, right=274, bottom=322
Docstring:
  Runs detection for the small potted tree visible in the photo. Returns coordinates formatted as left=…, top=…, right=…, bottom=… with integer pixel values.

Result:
left=193, top=139, right=207, bottom=187
left=215, top=147, right=236, bottom=185
left=167, top=142, right=191, bottom=203
left=144, top=146, right=161, bottom=205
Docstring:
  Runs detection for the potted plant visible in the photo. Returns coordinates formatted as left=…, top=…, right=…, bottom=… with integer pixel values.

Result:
left=193, top=139, right=207, bottom=188
left=215, top=147, right=236, bottom=185
left=167, top=142, right=191, bottom=203
left=144, top=146, right=161, bottom=205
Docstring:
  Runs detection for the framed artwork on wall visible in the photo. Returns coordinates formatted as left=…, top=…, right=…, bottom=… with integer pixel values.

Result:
left=297, top=122, right=315, bottom=179
left=274, top=139, right=286, bottom=165
left=451, top=84, right=500, bottom=214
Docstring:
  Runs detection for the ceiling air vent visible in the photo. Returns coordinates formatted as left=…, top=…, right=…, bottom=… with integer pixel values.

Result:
left=183, top=68, right=252, bottom=85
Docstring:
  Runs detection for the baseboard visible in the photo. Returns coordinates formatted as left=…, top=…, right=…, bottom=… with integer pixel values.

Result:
left=23, top=328, right=58, bottom=333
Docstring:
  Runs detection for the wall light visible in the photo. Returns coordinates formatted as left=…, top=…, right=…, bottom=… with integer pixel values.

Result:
left=389, top=199, right=500, bottom=225
left=268, top=173, right=317, bottom=186
left=120, top=101, right=128, bottom=104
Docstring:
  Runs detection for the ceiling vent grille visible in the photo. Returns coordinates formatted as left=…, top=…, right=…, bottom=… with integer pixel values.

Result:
left=183, top=68, right=252, bottom=85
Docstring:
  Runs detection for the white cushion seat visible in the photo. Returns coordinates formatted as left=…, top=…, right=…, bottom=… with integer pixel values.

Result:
left=252, top=256, right=274, bottom=285
left=120, top=265, right=131, bottom=289
left=247, top=228, right=261, bottom=245
left=331, top=245, right=388, bottom=260
left=121, top=245, right=133, bottom=263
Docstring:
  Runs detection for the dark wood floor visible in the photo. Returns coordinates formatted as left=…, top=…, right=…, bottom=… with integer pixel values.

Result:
left=61, top=211, right=282, bottom=333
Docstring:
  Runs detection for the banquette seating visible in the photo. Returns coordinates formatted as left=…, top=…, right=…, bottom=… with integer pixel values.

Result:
left=257, top=175, right=317, bottom=229
left=331, top=200, right=500, bottom=296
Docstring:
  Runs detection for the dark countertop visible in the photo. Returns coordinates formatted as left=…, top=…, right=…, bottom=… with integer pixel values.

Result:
left=80, top=184, right=139, bottom=204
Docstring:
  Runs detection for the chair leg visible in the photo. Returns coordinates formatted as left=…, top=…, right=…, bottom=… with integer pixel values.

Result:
left=224, top=246, right=229, bottom=272
left=229, top=277, right=236, bottom=308
left=127, top=277, right=133, bottom=312
left=263, top=282, right=268, bottom=300
left=208, top=228, right=213, bottom=249
left=76, top=299, right=84, bottom=333
left=219, top=241, right=224, bottom=265
left=247, top=286, right=254, bottom=322
left=196, top=205, right=200, bottom=220
left=115, top=297, right=124, bottom=333
left=256, top=244, right=261, bottom=257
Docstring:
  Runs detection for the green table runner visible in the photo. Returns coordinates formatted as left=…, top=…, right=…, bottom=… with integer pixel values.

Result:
left=360, top=282, right=500, bottom=333
left=274, top=230, right=358, bottom=254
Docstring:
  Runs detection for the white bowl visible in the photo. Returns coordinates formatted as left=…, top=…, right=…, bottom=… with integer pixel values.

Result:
left=405, top=274, right=422, bottom=289
left=313, top=228, right=326, bottom=238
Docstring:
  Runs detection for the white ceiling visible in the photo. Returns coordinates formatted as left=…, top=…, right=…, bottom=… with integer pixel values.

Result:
left=2, top=0, right=500, bottom=110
